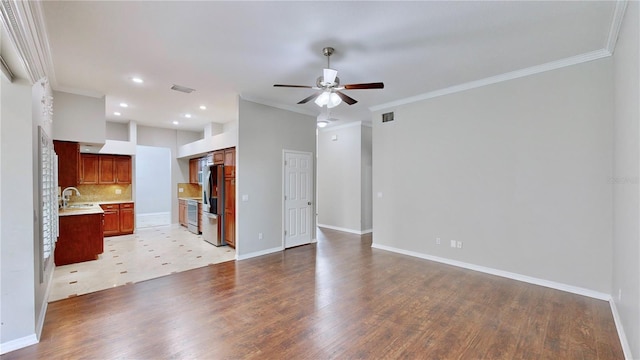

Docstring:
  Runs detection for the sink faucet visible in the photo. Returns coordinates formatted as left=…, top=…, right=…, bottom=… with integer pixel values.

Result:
left=61, top=187, right=81, bottom=209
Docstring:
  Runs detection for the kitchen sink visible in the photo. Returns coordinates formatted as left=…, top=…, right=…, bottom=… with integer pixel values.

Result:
left=67, top=203, right=95, bottom=209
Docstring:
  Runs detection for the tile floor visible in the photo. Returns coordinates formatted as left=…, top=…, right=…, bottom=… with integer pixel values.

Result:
left=136, top=212, right=171, bottom=228
left=49, top=224, right=236, bottom=302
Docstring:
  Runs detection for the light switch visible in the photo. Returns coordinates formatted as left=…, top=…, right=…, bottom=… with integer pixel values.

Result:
left=331, top=135, right=338, bottom=141
left=179, top=188, right=184, bottom=193
left=242, top=194, right=249, bottom=201
left=115, top=189, right=122, bottom=194
left=377, top=192, right=383, bottom=198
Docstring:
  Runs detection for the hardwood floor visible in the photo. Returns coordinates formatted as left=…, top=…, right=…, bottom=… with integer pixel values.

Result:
left=3, top=228, right=623, bottom=359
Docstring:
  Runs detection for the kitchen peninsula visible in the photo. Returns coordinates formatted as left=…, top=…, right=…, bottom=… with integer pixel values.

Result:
left=56, top=204, right=104, bottom=266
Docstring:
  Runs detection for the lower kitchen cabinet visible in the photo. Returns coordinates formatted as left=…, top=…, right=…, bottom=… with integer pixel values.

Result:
left=100, top=202, right=134, bottom=236
left=120, top=203, right=135, bottom=233
left=55, top=213, right=104, bottom=266
left=178, top=199, right=187, bottom=227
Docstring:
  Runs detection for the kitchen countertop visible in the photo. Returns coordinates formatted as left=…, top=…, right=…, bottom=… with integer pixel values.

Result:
left=179, top=197, right=202, bottom=203
left=59, top=200, right=134, bottom=217
left=59, top=204, right=104, bottom=217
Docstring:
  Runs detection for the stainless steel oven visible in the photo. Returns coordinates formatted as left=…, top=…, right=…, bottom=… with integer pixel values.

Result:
left=187, top=199, right=199, bottom=234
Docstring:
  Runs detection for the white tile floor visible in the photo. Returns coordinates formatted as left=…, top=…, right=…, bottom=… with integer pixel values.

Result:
left=49, top=224, right=235, bottom=302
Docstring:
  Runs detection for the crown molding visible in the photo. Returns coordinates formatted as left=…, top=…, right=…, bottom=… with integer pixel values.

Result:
left=606, top=0, right=628, bottom=54
left=370, top=49, right=611, bottom=112
left=0, top=0, right=54, bottom=84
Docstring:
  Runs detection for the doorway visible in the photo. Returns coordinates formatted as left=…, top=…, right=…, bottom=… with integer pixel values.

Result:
left=283, top=150, right=313, bottom=248
left=135, top=145, right=171, bottom=228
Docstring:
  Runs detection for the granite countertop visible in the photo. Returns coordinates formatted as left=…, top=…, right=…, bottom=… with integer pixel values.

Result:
left=59, top=200, right=134, bottom=217
left=59, top=204, right=104, bottom=217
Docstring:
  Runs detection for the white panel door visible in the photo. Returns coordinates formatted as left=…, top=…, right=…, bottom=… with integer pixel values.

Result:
left=284, top=151, right=313, bottom=248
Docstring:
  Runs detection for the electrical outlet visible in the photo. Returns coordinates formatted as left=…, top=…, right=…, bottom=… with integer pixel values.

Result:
left=436, top=237, right=441, bottom=245
left=179, top=188, right=184, bottom=193
left=457, top=241, right=463, bottom=249
left=258, top=233, right=263, bottom=240
left=450, top=240, right=456, bottom=248
left=115, top=189, right=122, bottom=194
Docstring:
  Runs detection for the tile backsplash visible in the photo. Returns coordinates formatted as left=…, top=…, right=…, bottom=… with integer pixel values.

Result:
left=65, top=184, right=133, bottom=203
left=177, top=183, right=201, bottom=198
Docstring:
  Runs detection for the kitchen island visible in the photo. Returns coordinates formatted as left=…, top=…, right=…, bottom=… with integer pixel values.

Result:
left=55, top=204, right=104, bottom=266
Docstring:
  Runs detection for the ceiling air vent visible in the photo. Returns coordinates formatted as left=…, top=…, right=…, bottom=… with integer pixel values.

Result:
left=170, top=84, right=196, bottom=94
left=382, top=112, right=394, bottom=123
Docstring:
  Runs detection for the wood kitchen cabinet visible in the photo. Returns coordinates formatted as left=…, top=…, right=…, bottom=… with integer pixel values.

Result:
left=224, top=177, right=235, bottom=248
left=79, top=153, right=99, bottom=184
left=101, top=204, right=120, bottom=236
left=119, top=203, right=135, bottom=234
left=178, top=199, right=187, bottom=227
left=213, top=150, right=224, bottom=165
left=55, top=212, right=104, bottom=266
left=100, top=202, right=134, bottom=236
left=99, top=156, right=116, bottom=183
left=115, top=156, right=132, bottom=184
left=53, top=140, right=79, bottom=188
left=189, top=158, right=200, bottom=184
left=80, top=154, right=132, bottom=185
left=224, top=148, right=235, bottom=178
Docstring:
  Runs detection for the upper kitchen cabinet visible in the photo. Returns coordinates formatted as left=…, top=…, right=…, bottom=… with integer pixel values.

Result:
left=189, top=158, right=200, bottom=184
left=224, top=148, right=235, bottom=178
left=53, top=140, right=79, bottom=188
left=80, top=153, right=131, bottom=185
left=99, top=155, right=116, bottom=183
left=115, top=156, right=131, bottom=184
left=79, top=153, right=99, bottom=184
left=213, top=151, right=224, bottom=165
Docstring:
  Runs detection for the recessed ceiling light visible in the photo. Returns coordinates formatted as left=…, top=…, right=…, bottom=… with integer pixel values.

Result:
left=185, top=114, right=192, bottom=118
left=199, top=105, right=207, bottom=110
left=119, top=103, right=128, bottom=108
left=114, top=112, right=121, bottom=116
left=132, top=77, right=143, bottom=84
left=172, top=121, right=179, bottom=125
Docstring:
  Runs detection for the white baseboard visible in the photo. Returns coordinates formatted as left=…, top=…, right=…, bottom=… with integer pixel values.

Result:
left=36, top=263, right=55, bottom=339
left=0, top=334, right=38, bottom=355
left=317, top=224, right=372, bottom=235
left=236, top=246, right=283, bottom=261
left=609, top=299, right=633, bottom=360
left=137, top=211, right=170, bottom=217
left=371, top=243, right=611, bottom=301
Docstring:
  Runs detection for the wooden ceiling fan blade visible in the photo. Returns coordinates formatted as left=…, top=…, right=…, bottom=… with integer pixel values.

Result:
left=274, top=84, right=313, bottom=88
left=336, top=91, right=358, bottom=105
left=297, top=92, right=321, bottom=104
left=343, top=82, right=384, bottom=90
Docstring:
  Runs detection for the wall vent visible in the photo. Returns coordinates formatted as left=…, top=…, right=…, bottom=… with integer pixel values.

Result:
left=382, top=112, right=394, bottom=123
left=170, top=84, right=196, bottom=93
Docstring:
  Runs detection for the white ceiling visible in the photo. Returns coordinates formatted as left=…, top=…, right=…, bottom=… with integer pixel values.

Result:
left=39, top=1, right=617, bottom=132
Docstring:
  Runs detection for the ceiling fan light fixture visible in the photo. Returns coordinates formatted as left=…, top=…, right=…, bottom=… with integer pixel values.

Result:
left=328, top=92, right=342, bottom=108
left=323, top=68, right=338, bottom=85
left=314, top=91, right=330, bottom=107
left=317, top=120, right=330, bottom=128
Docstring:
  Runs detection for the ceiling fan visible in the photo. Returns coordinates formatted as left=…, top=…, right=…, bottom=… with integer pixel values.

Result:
left=274, top=47, right=384, bottom=108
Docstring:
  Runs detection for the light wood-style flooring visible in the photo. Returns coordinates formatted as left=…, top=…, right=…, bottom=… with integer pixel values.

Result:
left=2, top=228, right=623, bottom=359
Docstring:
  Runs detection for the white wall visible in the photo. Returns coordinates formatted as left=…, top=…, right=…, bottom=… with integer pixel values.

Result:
left=237, top=99, right=316, bottom=258
left=372, top=58, right=613, bottom=294
left=317, top=122, right=372, bottom=233
left=52, top=91, right=105, bottom=144
left=612, top=2, right=640, bottom=357
left=135, top=145, right=171, bottom=214
left=0, top=76, right=37, bottom=351
left=136, top=125, right=191, bottom=224
left=106, top=121, right=129, bottom=141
